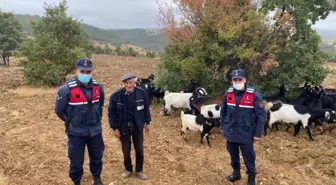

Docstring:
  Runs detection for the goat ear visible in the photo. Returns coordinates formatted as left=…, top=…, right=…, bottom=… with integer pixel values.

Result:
left=325, top=111, right=331, bottom=120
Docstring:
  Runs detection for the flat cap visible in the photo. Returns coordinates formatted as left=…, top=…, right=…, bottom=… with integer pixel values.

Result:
left=121, top=73, right=136, bottom=82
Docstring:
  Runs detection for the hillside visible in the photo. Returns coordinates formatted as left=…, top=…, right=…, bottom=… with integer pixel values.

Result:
left=314, top=28, right=336, bottom=41
left=107, top=29, right=168, bottom=52
left=14, top=14, right=167, bottom=52
left=1, top=55, right=336, bottom=185
left=12, top=14, right=336, bottom=54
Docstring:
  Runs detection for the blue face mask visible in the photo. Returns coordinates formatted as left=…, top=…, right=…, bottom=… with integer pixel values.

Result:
left=78, top=74, right=92, bottom=83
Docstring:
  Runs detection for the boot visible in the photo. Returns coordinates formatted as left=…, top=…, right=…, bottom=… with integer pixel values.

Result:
left=121, top=170, right=132, bottom=178
left=74, top=181, right=80, bottom=185
left=226, top=170, right=241, bottom=182
left=247, top=175, right=255, bottom=185
left=92, top=176, right=103, bottom=185
left=136, top=171, right=148, bottom=180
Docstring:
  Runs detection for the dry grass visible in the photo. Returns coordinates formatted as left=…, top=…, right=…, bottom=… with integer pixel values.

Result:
left=1, top=55, right=336, bottom=185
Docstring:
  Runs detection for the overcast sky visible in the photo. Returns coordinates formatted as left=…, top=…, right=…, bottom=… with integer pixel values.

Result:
left=1, top=0, right=335, bottom=30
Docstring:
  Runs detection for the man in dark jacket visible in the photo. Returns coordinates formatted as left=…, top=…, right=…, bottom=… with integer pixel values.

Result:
left=220, top=68, right=266, bottom=185
left=108, top=73, right=151, bottom=180
left=55, top=58, right=105, bottom=185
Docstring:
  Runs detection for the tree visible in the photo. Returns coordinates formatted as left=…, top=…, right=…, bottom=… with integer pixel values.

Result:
left=103, top=44, right=112, bottom=54
left=0, top=11, right=23, bottom=66
left=115, top=46, right=122, bottom=56
left=146, top=50, right=156, bottom=58
left=155, top=0, right=335, bottom=96
left=95, top=46, right=103, bottom=54
left=128, top=47, right=138, bottom=57
left=16, top=0, right=93, bottom=86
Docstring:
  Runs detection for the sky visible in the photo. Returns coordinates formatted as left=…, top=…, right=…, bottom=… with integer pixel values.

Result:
left=1, top=0, right=336, bottom=30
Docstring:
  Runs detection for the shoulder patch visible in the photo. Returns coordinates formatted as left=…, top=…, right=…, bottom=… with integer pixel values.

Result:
left=246, top=87, right=255, bottom=93
left=92, top=79, right=99, bottom=85
left=67, top=79, right=78, bottom=89
left=227, top=87, right=234, bottom=92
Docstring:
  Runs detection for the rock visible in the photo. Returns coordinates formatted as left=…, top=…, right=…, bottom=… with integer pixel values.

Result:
left=109, top=182, right=115, bottom=185
left=11, top=111, right=19, bottom=117
left=165, top=155, right=176, bottom=163
left=279, top=180, right=289, bottom=185
left=176, top=163, right=187, bottom=172
left=0, top=107, right=7, bottom=113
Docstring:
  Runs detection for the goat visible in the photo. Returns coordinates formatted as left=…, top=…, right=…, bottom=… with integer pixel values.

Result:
left=190, top=95, right=224, bottom=114
left=263, top=83, right=289, bottom=102
left=137, top=74, right=155, bottom=84
left=264, top=101, right=336, bottom=140
left=200, top=104, right=221, bottom=128
left=150, top=84, right=165, bottom=103
left=184, top=79, right=198, bottom=93
left=164, top=91, right=193, bottom=115
left=180, top=110, right=216, bottom=146
left=164, top=88, right=207, bottom=116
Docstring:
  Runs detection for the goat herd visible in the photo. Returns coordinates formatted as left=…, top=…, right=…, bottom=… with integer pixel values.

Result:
left=136, top=75, right=336, bottom=147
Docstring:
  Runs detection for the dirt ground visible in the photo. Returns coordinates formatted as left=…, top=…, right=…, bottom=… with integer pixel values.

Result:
left=1, top=54, right=336, bottom=185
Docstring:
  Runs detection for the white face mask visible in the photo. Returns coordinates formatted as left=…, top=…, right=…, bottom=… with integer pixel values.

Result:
left=233, top=83, right=245, bottom=90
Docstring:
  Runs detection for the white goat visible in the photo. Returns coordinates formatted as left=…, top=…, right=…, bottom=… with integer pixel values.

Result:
left=180, top=110, right=216, bottom=146
left=265, top=101, right=336, bottom=140
left=201, top=104, right=221, bottom=118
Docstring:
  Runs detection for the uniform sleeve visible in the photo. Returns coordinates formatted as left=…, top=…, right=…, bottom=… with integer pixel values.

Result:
left=55, top=85, right=70, bottom=122
left=99, top=84, right=105, bottom=119
left=142, top=90, right=152, bottom=124
left=253, top=91, right=266, bottom=138
left=220, top=92, right=228, bottom=128
left=108, top=93, right=119, bottom=130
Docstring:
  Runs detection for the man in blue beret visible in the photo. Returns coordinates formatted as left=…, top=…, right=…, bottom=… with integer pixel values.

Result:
left=220, top=68, right=266, bottom=185
left=55, top=58, right=105, bottom=185
left=108, top=73, right=151, bottom=180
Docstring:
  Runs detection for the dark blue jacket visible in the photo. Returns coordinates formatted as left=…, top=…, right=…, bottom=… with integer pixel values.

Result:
left=220, top=85, right=266, bottom=144
left=108, top=87, right=151, bottom=134
left=55, top=78, right=104, bottom=137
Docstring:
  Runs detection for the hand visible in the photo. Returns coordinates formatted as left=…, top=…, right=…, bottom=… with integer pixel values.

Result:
left=113, top=129, right=120, bottom=139
left=253, top=137, right=261, bottom=142
left=145, top=124, right=150, bottom=135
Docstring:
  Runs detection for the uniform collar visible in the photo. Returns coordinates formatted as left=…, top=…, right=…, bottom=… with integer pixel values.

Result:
left=125, top=88, right=134, bottom=95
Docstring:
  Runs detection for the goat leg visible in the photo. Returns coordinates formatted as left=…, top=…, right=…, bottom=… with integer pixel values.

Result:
left=306, top=126, right=314, bottom=141
left=286, top=125, right=291, bottom=132
left=200, top=132, right=204, bottom=144
left=293, top=124, right=300, bottom=137
left=263, top=124, right=268, bottom=136
left=205, top=133, right=211, bottom=147
left=276, top=123, right=279, bottom=131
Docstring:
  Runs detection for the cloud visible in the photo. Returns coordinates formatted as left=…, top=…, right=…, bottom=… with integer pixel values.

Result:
left=1, top=0, right=335, bottom=30
left=1, top=0, right=161, bottom=29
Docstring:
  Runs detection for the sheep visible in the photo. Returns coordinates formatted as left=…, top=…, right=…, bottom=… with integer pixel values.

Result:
left=180, top=110, right=216, bottom=146
left=264, top=101, right=336, bottom=140
left=164, top=87, right=207, bottom=116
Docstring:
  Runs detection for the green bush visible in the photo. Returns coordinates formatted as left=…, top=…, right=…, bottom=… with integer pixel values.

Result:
left=17, top=0, right=92, bottom=86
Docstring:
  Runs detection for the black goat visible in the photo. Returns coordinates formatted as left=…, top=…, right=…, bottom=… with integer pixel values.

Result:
left=263, top=83, right=289, bottom=102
